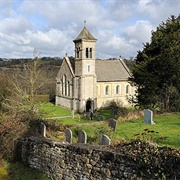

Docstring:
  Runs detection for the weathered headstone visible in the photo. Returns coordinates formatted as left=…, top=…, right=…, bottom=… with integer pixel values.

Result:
left=100, top=134, right=111, bottom=145
left=65, top=128, right=72, bottom=143
left=78, top=130, right=87, bottom=144
left=109, top=119, right=117, bottom=131
left=71, top=110, right=74, bottom=119
left=40, top=123, right=46, bottom=137
left=144, top=109, right=155, bottom=124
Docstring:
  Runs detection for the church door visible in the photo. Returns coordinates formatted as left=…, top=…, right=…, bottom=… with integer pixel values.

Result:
left=86, top=100, right=92, bottom=112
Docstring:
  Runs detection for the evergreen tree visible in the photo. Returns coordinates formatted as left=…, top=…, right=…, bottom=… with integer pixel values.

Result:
left=129, top=15, right=180, bottom=112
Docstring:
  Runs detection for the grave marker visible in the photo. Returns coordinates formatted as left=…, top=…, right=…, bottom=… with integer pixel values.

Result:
left=144, top=109, right=155, bottom=124
left=65, top=128, right=72, bottom=143
left=40, top=123, right=46, bottom=137
left=78, top=130, right=87, bottom=144
left=100, top=134, right=111, bottom=145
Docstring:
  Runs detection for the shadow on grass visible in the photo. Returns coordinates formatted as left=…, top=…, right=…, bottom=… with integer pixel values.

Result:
left=7, top=161, right=50, bottom=180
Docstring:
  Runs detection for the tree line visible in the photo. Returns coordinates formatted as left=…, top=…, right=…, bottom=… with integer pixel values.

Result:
left=0, top=57, right=63, bottom=68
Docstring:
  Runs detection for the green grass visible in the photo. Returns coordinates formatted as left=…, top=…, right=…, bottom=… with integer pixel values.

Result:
left=0, top=160, right=50, bottom=180
left=53, top=117, right=97, bottom=125
left=40, top=103, right=180, bottom=149
left=71, top=113, right=180, bottom=149
left=113, top=114, right=180, bottom=148
left=40, top=103, right=72, bottom=118
left=40, top=103, right=112, bottom=124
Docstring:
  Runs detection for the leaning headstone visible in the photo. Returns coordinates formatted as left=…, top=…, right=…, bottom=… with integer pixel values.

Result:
left=65, top=128, right=72, bottom=143
left=78, top=130, right=87, bottom=144
left=144, top=109, right=155, bottom=124
left=100, top=134, right=111, bottom=145
left=109, top=119, right=117, bottom=131
left=40, top=123, right=46, bottom=137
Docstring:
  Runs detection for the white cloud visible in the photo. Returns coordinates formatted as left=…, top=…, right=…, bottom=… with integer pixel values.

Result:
left=95, top=29, right=137, bottom=59
left=137, top=0, right=180, bottom=25
left=0, top=16, right=30, bottom=34
left=24, top=29, right=73, bottom=57
left=125, top=20, right=153, bottom=43
left=0, top=0, right=179, bottom=58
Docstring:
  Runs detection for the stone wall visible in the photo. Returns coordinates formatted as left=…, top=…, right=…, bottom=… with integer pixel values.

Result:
left=17, top=136, right=179, bottom=180
left=17, top=137, right=140, bottom=180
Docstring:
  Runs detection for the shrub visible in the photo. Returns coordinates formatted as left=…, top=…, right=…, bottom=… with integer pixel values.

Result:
left=113, top=140, right=180, bottom=179
left=0, top=116, right=28, bottom=160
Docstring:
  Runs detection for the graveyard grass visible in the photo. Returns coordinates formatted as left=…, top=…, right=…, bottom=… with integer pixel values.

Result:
left=41, top=103, right=180, bottom=150
left=40, top=102, right=72, bottom=118
left=40, top=102, right=110, bottom=124
left=74, top=113, right=180, bottom=149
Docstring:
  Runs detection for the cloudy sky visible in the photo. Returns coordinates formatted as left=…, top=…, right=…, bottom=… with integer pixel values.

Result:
left=0, top=0, right=179, bottom=59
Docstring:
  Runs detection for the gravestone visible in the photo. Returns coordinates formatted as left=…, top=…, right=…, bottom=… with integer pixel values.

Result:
left=100, top=134, right=111, bottom=145
left=71, top=110, right=74, bottom=119
left=40, top=123, right=46, bottom=137
left=144, top=109, right=155, bottom=124
left=65, top=128, right=72, bottom=143
left=78, top=130, right=87, bottom=144
left=109, top=119, right=117, bottom=131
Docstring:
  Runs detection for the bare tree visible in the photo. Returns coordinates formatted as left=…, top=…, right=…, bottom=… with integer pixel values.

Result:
left=4, top=50, right=51, bottom=120
left=0, top=72, right=13, bottom=113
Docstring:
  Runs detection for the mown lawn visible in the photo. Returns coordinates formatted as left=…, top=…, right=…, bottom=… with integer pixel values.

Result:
left=40, top=102, right=72, bottom=118
left=113, top=113, right=180, bottom=148
left=41, top=103, right=180, bottom=149
left=74, top=113, right=180, bottom=149
left=40, top=103, right=113, bottom=124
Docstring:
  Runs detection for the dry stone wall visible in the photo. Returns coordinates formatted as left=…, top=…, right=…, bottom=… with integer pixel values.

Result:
left=17, top=136, right=180, bottom=180
left=17, top=137, right=140, bottom=180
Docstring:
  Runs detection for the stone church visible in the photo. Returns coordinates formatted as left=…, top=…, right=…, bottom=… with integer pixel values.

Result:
left=55, top=26, right=135, bottom=113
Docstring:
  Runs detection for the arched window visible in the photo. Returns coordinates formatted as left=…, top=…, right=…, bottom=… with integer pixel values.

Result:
left=116, top=85, right=119, bottom=94
left=86, top=48, right=88, bottom=58
left=105, top=85, right=109, bottom=95
left=126, top=85, right=129, bottom=94
left=62, top=75, right=67, bottom=95
left=61, top=79, right=63, bottom=95
left=77, top=47, right=79, bottom=58
left=90, top=48, right=92, bottom=58
left=85, top=47, right=93, bottom=58
left=65, top=82, right=67, bottom=96
left=67, top=81, right=70, bottom=96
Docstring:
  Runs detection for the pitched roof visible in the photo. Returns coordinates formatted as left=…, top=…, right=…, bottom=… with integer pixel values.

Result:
left=95, top=60, right=130, bottom=82
left=64, top=55, right=75, bottom=77
left=73, top=27, right=97, bottom=42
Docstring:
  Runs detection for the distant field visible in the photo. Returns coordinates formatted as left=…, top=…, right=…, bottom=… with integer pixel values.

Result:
left=40, top=103, right=180, bottom=149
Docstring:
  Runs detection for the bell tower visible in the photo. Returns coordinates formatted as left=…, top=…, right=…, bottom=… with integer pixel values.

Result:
left=73, top=25, right=97, bottom=112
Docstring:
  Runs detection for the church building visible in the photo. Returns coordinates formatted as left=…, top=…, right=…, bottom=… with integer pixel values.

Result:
left=55, top=26, right=135, bottom=112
